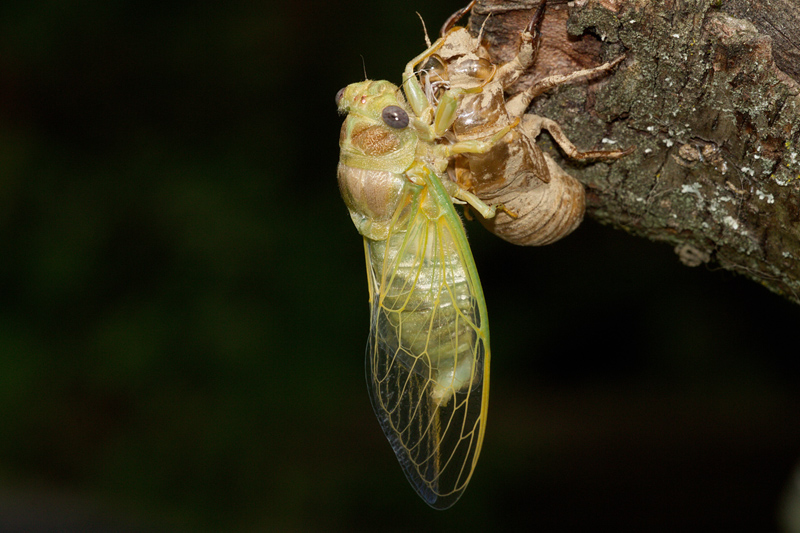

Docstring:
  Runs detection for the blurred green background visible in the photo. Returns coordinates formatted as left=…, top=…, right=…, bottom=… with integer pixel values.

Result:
left=1, top=1, right=799, bottom=531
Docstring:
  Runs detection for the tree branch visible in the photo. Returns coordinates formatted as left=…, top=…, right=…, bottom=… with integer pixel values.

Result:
left=469, top=0, right=800, bottom=304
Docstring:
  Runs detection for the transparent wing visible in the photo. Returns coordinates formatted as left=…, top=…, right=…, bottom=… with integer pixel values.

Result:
left=365, top=174, right=490, bottom=509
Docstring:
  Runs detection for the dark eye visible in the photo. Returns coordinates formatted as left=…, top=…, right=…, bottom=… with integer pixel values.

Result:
left=381, top=105, right=409, bottom=129
left=335, top=87, right=345, bottom=106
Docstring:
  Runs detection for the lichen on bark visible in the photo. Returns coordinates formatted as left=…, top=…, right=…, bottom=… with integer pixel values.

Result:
left=469, top=0, right=800, bottom=304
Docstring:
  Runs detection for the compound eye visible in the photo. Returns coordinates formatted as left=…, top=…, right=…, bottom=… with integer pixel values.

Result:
left=335, top=87, right=346, bottom=106
left=381, top=105, right=409, bottom=129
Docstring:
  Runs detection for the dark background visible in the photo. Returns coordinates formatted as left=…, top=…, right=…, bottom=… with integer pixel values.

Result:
left=1, top=1, right=799, bottom=531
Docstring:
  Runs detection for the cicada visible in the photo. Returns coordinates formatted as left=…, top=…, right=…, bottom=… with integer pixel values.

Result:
left=336, top=47, right=514, bottom=508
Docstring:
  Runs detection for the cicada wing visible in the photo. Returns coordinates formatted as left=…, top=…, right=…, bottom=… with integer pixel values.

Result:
left=364, top=183, right=489, bottom=509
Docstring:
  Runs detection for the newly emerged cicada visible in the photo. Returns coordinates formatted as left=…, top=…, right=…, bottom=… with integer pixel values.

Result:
left=335, top=51, right=515, bottom=509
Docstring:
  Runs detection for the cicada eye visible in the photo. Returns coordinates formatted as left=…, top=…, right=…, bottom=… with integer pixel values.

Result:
left=381, top=105, right=409, bottom=129
left=335, top=87, right=346, bottom=106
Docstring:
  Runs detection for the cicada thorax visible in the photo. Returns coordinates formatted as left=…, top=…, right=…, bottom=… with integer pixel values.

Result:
left=427, top=30, right=586, bottom=246
left=336, top=81, right=420, bottom=241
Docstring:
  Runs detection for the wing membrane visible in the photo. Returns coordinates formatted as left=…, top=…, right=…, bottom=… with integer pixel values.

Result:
left=365, top=172, right=489, bottom=509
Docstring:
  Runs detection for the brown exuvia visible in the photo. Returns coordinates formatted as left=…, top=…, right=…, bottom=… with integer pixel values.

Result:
left=414, top=0, right=633, bottom=246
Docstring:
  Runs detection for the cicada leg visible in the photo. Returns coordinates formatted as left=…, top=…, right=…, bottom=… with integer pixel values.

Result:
left=403, top=36, right=449, bottom=118
left=443, top=118, right=520, bottom=157
left=494, top=0, right=547, bottom=89
left=520, top=114, right=635, bottom=161
left=505, top=55, right=627, bottom=118
left=439, top=0, right=476, bottom=36
left=439, top=179, right=496, bottom=220
left=445, top=176, right=519, bottom=221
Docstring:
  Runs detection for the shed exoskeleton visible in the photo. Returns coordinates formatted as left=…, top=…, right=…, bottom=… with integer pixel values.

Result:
left=410, top=0, right=634, bottom=246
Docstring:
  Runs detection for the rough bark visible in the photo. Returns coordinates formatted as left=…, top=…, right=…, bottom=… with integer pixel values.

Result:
left=468, top=0, right=800, bottom=305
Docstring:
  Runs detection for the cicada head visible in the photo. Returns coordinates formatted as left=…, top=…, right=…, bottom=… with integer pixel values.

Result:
left=336, top=80, right=420, bottom=174
left=336, top=80, right=404, bottom=116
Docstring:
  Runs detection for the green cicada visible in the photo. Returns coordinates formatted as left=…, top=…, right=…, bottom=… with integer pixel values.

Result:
left=336, top=40, right=514, bottom=509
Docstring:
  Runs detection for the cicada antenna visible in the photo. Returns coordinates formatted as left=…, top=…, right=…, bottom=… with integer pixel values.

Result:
left=416, top=12, right=432, bottom=48
left=476, top=12, right=492, bottom=48
left=360, top=55, right=368, bottom=80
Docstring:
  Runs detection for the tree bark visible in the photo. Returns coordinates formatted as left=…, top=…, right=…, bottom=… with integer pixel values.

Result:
left=468, top=0, right=800, bottom=305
